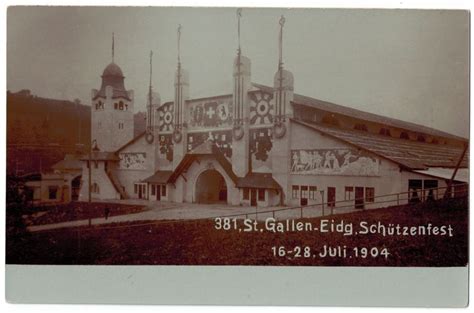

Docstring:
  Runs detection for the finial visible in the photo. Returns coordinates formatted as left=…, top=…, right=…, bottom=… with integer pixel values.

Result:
left=237, top=8, right=242, bottom=55
left=278, top=15, right=285, bottom=70
left=177, top=24, right=182, bottom=65
left=112, top=32, right=115, bottom=63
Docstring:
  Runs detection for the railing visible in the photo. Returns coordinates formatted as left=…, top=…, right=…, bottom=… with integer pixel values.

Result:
left=27, top=183, right=468, bottom=233
left=215, top=183, right=469, bottom=221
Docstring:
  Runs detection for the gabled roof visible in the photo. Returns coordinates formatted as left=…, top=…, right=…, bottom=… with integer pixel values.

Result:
left=51, top=154, right=82, bottom=171
left=143, top=170, right=173, bottom=184
left=236, top=172, right=282, bottom=190
left=168, top=140, right=238, bottom=184
left=253, top=83, right=467, bottom=142
left=293, top=119, right=468, bottom=170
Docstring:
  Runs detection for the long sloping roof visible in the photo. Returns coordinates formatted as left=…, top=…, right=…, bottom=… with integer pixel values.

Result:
left=413, top=168, right=469, bottom=183
left=293, top=119, right=468, bottom=170
left=253, top=83, right=467, bottom=142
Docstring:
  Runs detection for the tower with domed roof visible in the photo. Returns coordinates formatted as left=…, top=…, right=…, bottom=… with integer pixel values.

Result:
left=91, top=34, right=134, bottom=152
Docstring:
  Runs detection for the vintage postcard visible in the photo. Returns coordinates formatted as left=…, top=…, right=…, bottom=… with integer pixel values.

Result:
left=5, top=6, right=469, bottom=306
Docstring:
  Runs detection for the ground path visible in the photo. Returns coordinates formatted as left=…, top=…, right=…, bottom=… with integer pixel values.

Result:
left=26, top=199, right=359, bottom=232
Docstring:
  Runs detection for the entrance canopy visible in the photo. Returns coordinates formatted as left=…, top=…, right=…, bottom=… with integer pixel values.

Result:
left=236, top=172, right=282, bottom=190
left=167, top=140, right=238, bottom=185
left=143, top=170, right=173, bottom=184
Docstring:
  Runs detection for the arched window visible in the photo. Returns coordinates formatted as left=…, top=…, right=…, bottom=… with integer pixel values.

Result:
left=92, top=182, right=100, bottom=194
left=119, top=101, right=124, bottom=110
left=354, top=123, right=368, bottom=131
left=379, top=128, right=392, bottom=137
left=400, top=132, right=410, bottom=140
left=417, top=135, right=426, bottom=142
left=431, top=138, right=439, bottom=144
left=114, top=103, right=118, bottom=110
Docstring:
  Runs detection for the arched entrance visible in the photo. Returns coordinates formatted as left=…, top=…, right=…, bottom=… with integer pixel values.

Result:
left=195, top=169, right=227, bottom=204
left=71, top=175, right=82, bottom=201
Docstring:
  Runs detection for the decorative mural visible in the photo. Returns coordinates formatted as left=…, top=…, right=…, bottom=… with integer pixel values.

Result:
left=249, top=91, right=273, bottom=125
left=119, top=152, right=147, bottom=170
left=158, top=102, right=174, bottom=132
left=159, top=134, right=173, bottom=162
left=187, top=130, right=233, bottom=158
left=250, top=128, right=273, bottom=162
left=188, top=99, right=232, bottom=129
left=291, top=149, right=380, bottom=176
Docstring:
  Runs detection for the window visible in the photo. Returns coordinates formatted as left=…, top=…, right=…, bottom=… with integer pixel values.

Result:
left=91, top=183, right=100, bottom=194
left=301, top=186, right=308, bottom=199
left=151, top=185, right=156, bottom=196
left=258, top=188, right=265, bottom=201
left=119, top=101, right=124, bottom=110
left=309, top=186, right=317, bottom=200
left=94, top=161, right=98, bottom=169
left=243, top=188, right=249, bottom=200
left=354, top=123, right=368, bottom=131
left=161, top=185, right=166, bottom=197
left=322, top=114, right=340, bottom=126
left=114, top=103, right=118, bottom=110
left=365, top=187, right=375, bottom=202
left=417, top=135, right=426, bottom=142
left=134, top=184, right=138, bottom=194
left=292, top=185, right=299, bottom=199
left=431, top=138, right=439, bottom=144
left=400, top=132, right=409, bottom=140
left=345, top=186, right=354, bottom=200
left=379, top=128, right=392, bottom=136
left=48, top=186, right=58, bottom=199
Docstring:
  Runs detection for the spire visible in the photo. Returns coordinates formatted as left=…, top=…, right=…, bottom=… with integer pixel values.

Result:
left=149, top=50, right=153, bottom=104
left=237, top=8, right=242, bottom=55
left=147, top=50, right=153, bottom=133
left=112, top=32, right=115, bottom=63
left=278, top=15, right=285, bottom=70
left=177, top=24, right=182, bottom=65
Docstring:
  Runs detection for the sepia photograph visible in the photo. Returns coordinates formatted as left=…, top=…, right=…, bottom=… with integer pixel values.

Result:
left=6, top=6, right=469, bottom=271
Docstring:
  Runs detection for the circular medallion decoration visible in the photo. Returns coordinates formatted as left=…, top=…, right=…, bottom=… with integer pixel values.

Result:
left=145, top=132, right=154, bottom=144
left=273, top=122, right=286, bottom=139
left=173, top=129, right=182, bottom=143
left=233, top=125, right=244, bottom=141
left=164, top=111, right=173, bottom=124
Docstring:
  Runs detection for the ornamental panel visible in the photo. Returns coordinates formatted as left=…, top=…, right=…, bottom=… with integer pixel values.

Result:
left=291, top=149, right=380, bottom=176
left=119, top=152, right=147, bottom=170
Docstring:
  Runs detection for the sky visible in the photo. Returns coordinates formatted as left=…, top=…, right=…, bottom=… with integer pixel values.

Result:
left=7, top=7, right=469, bottom=137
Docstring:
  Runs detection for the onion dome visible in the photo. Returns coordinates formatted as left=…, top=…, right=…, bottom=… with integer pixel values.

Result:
left=93, top=62, right=130, bottom=100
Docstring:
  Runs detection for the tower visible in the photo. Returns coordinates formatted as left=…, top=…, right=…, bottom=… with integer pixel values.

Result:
left=172, top=24, right=190, bottom=169
left=231, top=9, right=252, bottom=177
left=91, top=33, right=134, bottom=152
left=271, top=16, right=294, bottom=205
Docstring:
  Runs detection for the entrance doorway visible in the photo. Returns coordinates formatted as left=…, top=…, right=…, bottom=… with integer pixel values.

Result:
left=71, top=175, right=81, bottom=201
left=250, top=189, right=257, bottom=206
left=355, top=186, right=364, bottom=209
left=195, top=169, right=228, bottom=204
left=327, top=187, right=336, bottom=208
